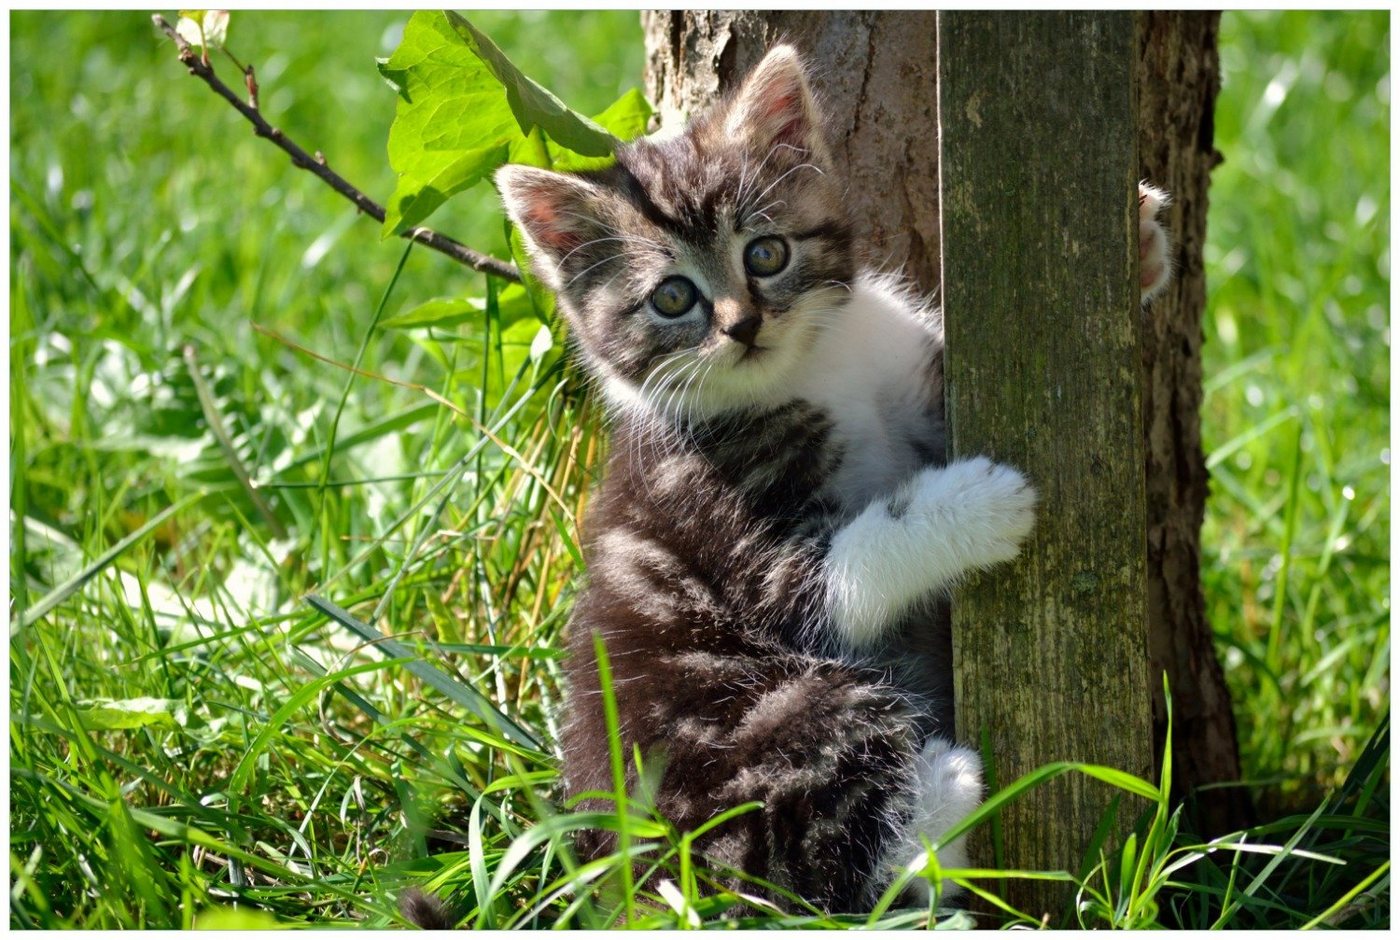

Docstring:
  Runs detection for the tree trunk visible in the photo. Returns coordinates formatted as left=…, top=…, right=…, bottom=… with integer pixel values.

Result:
left=1135, top=13, right=1252, bottom=837
left=642, top=0, right=1247, bottom=888
left=938, top=12, right=1152, bottom=919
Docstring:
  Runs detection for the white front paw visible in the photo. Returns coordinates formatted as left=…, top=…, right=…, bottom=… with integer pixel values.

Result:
left=1139, top=182, right=1173, bottom=303
left=913, top=456, right=1037, bottom=571
left=915, top=737, right=984, bottom=828
left=825, top=458, right=1036, bottom=648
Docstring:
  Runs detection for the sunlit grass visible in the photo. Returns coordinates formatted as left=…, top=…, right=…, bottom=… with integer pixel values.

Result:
left=9, top=9, right=1388, bottom=929
left=1202, top=10, right=1389, bottom=808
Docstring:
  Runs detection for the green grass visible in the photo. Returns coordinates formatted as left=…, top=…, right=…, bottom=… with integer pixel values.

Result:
left=1202, top=11, right=1390, bottom=809
left=9, top=10, right=1389, bottom=929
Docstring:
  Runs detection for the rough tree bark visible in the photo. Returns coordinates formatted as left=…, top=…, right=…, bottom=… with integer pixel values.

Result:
left=1135, top=13, right=1251, bottom=838
left=938, top=12, right=1153, bottom=918
left=643, top=3, right=1246, bottom=889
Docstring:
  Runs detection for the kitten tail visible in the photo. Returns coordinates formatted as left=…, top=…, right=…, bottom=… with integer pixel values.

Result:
left=398, top=886, right=455, bottom=930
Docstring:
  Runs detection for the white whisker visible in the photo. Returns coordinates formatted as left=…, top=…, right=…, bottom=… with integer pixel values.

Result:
left=745, top=200, right=788, bottom=226
left=559, top=234, right=657, bottom=265
left=564, top=252, right=626, bottom=289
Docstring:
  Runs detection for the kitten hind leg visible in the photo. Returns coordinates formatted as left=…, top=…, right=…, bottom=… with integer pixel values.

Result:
left=873, top=736, right=984, bottom=905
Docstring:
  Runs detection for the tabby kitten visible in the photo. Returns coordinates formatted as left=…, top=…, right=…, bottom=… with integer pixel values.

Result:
left=495, top=46, right=1171, bottom=912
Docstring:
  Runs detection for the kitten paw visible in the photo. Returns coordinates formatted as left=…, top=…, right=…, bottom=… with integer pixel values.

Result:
left=870, top=737, right=983, bottom=904
left=826, top=459, right=1037, bottom=646
left=914, top=737, right=984, bottom=826
left=901, top=737, right=984, bottom=888
left=916, top=457, right=1037, bottom=570
left=1139, top=182, right=1173, bottom=303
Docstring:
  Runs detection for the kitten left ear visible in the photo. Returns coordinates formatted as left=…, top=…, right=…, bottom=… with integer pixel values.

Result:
left=724, top=44, right=828, bottom=163
left=496, top=164, right=608, bottom=291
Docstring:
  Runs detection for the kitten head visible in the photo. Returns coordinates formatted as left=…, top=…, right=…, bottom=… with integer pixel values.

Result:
left=496, top=45, right=854, bottom=421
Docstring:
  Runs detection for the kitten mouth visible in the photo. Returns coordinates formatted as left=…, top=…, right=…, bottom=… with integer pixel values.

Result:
left=738, top=345, right=768, bottom=362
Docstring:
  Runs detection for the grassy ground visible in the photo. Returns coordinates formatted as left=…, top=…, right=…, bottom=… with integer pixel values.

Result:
left=9, top=10, right=1389, bottom=929
left=1201, top=12, right=1390, bottom=812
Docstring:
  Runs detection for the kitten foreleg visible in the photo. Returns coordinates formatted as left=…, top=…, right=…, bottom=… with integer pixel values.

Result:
left=1139, top=182, right=1173, bottom=303
left=824, top=457, right=1036, bottom=648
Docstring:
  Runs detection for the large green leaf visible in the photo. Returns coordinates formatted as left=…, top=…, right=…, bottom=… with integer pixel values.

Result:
left=379, top=11, right=647, bottom=237
left=193, top=907, right=285, bottom=930
left=76, top=697, right=188, bottom=731
left=378, top=11, right=520, bottom=235
left=444, top=11, right=618, bottom=157
left=380, top=281, right=542, bottom=331
left=549, top=88, right=653, bottom=173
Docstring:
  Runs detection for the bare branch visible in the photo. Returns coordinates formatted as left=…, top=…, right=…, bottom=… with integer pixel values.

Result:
left=152, top=14, right=521, bottom=283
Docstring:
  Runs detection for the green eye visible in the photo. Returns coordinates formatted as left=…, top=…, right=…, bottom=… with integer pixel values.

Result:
left=744, top=236, right=789, bottom=277
left=650, top=276, right=698, bottom=318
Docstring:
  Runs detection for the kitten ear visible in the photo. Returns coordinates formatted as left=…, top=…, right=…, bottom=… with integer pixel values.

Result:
left=495, top=164, right=607, bottom=290
left=724, top=45, right=827, bottom=162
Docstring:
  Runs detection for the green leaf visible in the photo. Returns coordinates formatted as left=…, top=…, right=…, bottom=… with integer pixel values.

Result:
left=592, top=87, right=653, bottom=141
left=174, top=14, right=202, bottom=48
left=175, top=10, right=229, bottom=51
left=380, top=12, right=648, bottom=235
left=443, top=12, right=618, bottom=157
left=380, top=283, right=539, bottom=331
left=378, top=12, right=520, bottom=235
left=76, top=697, right=187, bottom=731
left=380, top=297, right=483, bottom=331
left=200, top=10, right=228, bottom=48
left=549, top=88, right=653, bottom=173
left=528, top=323, right=553, bottom=364
left=193, top=906, right=285, bottom=930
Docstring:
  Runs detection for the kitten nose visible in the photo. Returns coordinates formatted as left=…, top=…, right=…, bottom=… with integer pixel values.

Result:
left=722, top=315, right=762, bottom=347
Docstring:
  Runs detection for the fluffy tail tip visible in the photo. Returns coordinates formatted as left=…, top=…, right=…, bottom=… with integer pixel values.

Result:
left=399, top=886, right=454, bottom=930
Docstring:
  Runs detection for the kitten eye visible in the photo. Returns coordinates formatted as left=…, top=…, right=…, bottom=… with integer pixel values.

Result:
left=743, top=236, right=789, bottom=277
left=649, top=276, right=698, bottom=318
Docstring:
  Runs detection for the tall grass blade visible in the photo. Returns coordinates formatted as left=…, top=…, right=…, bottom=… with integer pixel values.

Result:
left=1265, top=425, right=1304, bottom=670
left=592, top=631, right=636, bottom=923
left=182, top=344, right=288, bottom=539
left=227, top=657, right=411, bottom=799
left=306, top=593, right=542, bottom=750
left=316, top=242, right=413, bottom=570
left=1299, top=860, right=1389, bottom=929
left=16, top=492, right=204, bottom=629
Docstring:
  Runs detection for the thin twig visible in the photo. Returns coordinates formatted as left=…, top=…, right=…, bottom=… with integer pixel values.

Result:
left=151, top=14, right=521, bottom=283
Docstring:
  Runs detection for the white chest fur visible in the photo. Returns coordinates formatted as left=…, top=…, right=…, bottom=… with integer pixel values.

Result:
left=793, top=274, right=944, bottom=514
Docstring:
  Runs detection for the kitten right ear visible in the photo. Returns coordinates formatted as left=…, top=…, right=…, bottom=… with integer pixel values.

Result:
left=723, top=44, right=828, bottom=164
left=496, top=164, right=607, bottom=291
